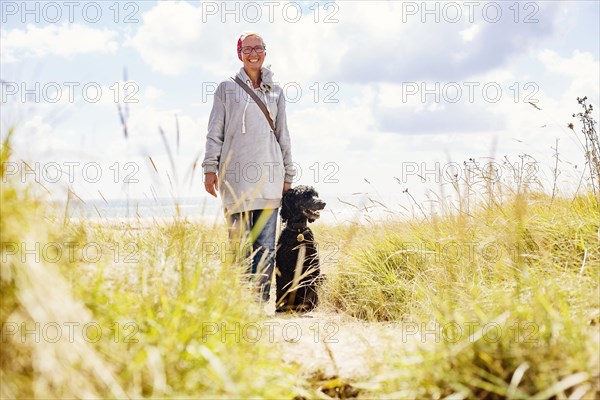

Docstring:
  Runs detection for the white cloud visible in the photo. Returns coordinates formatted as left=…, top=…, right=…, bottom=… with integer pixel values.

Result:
left=124, top=1, right=563, bottom=84
left=538, top=49, right=600, bottom=104
left=124, top=1, right=205, bottom=75
left=1, top=23, right=118, bottom=62
left=123, top=1, right=345, bottom=81
left=9, top=114, right=80, bottom=162
left=459, top=24, right=481, bottom=42
left=144, top=86, right=164, bottom=102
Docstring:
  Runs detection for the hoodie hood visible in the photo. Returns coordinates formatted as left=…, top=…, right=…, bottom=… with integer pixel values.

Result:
left=259, top=65, right=274, bottom=92
left=236, top=65, right=274, bottom=93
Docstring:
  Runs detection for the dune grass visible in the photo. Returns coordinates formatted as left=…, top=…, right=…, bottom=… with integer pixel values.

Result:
left=320, top=192, right=598, bottom=397
left=0, top=130, right=315, bottom=399
left=2, top=95, right=600, bottom=399
left=320, top=170, right=599, bottom=397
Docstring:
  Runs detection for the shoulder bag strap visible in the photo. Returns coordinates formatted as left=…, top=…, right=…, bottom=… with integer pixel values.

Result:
left=232, top=76, right=276, bottom=133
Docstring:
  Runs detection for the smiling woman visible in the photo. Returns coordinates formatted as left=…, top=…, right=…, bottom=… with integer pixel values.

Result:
left=201, top=31, right=296, bottom=304
left=236, top=32, right=268, bottom=91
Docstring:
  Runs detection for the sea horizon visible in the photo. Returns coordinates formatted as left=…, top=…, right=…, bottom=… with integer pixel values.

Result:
left=47, top=194, right=403, bottom=226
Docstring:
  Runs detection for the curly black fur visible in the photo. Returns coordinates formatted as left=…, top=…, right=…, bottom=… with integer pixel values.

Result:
left=275, top=185, right=326, bottom=313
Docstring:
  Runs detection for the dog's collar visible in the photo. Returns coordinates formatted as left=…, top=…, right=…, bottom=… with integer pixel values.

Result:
left=285, top=220, right=307, bottom=231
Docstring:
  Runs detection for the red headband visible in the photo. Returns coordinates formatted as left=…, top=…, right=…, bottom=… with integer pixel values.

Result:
left=237, top=36, right=243, bottom=61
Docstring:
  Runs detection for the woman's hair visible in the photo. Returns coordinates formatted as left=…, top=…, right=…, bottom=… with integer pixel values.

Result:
left=237, top=32, right=265, bottom=60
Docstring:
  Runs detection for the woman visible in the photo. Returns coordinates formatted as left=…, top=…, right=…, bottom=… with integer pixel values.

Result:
left=201, top=32, right=295, bottom=302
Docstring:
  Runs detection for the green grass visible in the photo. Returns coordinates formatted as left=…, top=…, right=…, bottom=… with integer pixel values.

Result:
left=2, top=125, right=599, bottom=399
left=0, top=131, right=313, bottom=399
left=321, top=186, right=599, bottom=397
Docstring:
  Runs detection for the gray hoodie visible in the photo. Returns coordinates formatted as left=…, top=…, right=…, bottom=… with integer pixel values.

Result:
left=202, top=66, right=295, bottom=215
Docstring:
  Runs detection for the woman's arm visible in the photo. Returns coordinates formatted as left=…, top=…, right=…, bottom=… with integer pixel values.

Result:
left=275, top=90, right=296, bottom=183
left=201, top=82, right=227, bottom=196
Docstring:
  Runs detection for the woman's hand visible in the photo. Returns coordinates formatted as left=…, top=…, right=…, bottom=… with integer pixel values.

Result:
left=204, top=173, right=218, bottom=197
left=283, top=181, right=292, bottom=194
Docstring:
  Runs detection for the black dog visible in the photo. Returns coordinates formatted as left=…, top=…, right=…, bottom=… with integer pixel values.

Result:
left=275, top=185, right=326, bottom=313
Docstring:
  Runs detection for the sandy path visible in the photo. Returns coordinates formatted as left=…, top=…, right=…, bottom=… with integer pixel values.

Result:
left=262, top=305, right=412, bottom=381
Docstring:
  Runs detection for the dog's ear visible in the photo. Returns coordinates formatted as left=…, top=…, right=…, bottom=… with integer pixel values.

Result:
left=280, top=191, right=292, bottom=222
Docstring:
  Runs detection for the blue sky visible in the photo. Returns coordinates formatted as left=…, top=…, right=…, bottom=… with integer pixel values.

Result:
left=1, top=0, right=599, bottom=221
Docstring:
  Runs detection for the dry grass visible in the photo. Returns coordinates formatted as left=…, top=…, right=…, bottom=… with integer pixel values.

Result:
left=1, top=129, right=314, bottom=399
left=2, top=96, right=599, bottom=398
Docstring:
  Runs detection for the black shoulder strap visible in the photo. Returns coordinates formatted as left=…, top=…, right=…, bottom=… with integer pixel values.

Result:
left=232, top=76, right=276, bottom=133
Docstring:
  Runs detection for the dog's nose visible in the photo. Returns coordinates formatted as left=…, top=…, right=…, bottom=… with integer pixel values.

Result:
left=315, top=199, right=326, bottom=210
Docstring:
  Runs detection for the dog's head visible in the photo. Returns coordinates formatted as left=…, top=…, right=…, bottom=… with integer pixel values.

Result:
left=280, top=185, right=326, bottom=224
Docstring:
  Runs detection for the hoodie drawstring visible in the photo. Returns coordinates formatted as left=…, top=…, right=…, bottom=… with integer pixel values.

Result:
left=241, top=89, right=250, bottom=134
left=241, top=79, right=274, bottom=134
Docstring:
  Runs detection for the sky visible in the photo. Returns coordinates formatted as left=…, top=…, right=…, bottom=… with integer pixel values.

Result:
left=1, top=0, right=599, bottom=221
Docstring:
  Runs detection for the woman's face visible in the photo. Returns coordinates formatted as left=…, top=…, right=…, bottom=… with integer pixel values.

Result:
left=241, top=35, right=265, bottom=74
